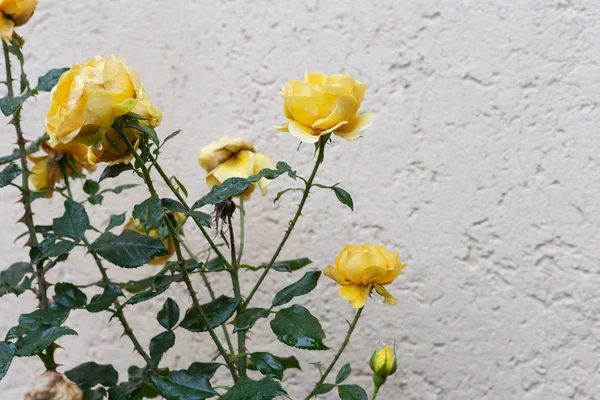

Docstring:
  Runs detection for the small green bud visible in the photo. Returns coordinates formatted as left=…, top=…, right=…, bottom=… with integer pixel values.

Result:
left=369, top=345, right=397, bottom=377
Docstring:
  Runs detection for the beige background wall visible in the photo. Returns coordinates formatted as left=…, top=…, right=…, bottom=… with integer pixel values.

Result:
left=1, top=0, right=599, bottom=398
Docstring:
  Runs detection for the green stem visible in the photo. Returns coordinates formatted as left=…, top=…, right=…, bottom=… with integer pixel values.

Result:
left=371, top=384, right=381, bottom=400
left=119, top=131, right=238, bottom=382
left=164, top=216, right=239, bottom=382
left=243, top=136, right=327, bottom=308
left=303, top=306, right=365, bottom=400
left=145, top=150, right=231, bottom=269
left=2, top=41, right=46, bottom=309
left=62, top=173, right=155, bottom=370
left=236, top=196, right=245, bottom=265
left=227, top=214, right=246, bottom=379
left=181, top=240, right=235, bottom=356
left=85, top=235, right=156, bottom=370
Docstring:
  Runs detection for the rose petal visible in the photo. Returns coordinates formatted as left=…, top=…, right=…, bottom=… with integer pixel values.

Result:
left=338, top=284, right=371, bottom=309
left=311, top=94, right=358, bottom=131
left=334, top=113, right=374, bottom=141
left=288, top=121, right=320, bottom=143
left=323, top=265, right=351, bottom=286
left=210, top=149, right=255, bottom=184
left=253, top=152, right=275, bottom=195
left=283, top=94, right=320, bottom=126
left=374, top=284, right=397, bottom=306
left=0, top=15, right=14, bottom=43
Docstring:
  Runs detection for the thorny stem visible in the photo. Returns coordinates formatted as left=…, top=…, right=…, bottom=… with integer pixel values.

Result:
left=164, top=215, right=239, bottom=382
left=2, top=42, right=46, bottom=307
left=227, top=213, right=246, bottom=379
left=180, top=240, right=235, bottom=355
left=119, top=130, right=238, bottom=382
left=303, top=306, right=365, bottom=400
left=236, top=196, right=245, bottom=265
left=85, top=236, right=156, bottom=370
left=3, top=40, right=56, bottom=370
left=243, top=135, right=327, bottom=308
left=145, top=150, right=231, bottom=270
left=62, top=171, right=155, bottom=370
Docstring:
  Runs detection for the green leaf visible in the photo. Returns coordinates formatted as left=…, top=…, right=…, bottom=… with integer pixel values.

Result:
left=121, top=283, right=171, bottom=308
left=233, top=308, right=270, bottom=333
left=0, top=262, right=32, bottom=297
left=90, top=230, right=169, bottom=268
left=271, top=257, right=312, bottom=273
left=9, top=305, right=70, bottom=336
left=36, top=68, right=69, bottom=92
left=87, top=194, right=103, bottom=205
left=172, top=176, right=188, bottom=197
left=161, top=198, right=187, bottom=213
left=0, top=342, right=16, bottom=380
left=105, top=213, right=126, bottom=232
left=186, top=362, right=221, bottom=380
left=0, top=163, right=21, bottom=187
left=180, top=295, right=239, bottom=332
left=332, top=186, right=354, bottom=211
left=52, top=199, right=89, bottom=241
left=192, top=162, right=294, bottom=208
left=249, top=352, right=300, bottom=380
left=162, top=130, right=182, bottom=146
left=83, top=179, right=99, bottom=195
left=54, top=282, right=87, bottom=309
left=121, top=274, right=182, bottom=294
left=132, top=196, right=165, bottom=234
left=272, top=271, right=321, bottom=307
left=30, top=237, right=76, bottom=264
left=0, top=134, right=47, bottom=166
left=270, top=305, right=329, bottom=350
left=126, top=118, right=159, bottom=145
left=0, top=94, right=30, bottom=116
left=157, top=298, right=180, bottom=330
left=315, top=383, right=336, bottom=395
left=151, top=371, right=217, bottom=400
left=99, top=163, right=133, bottom=182
left=150, top=331, right=175, bottom=365
left=221, top=377, right=287, bottom=400
left=15, top=325, right=77, bottom=356
left=86, top=284, right=123, bottom=313
left=83, top=388, right=106, bottom=400
left=274, top=187, right=303, bottom=204
left=336, top=363, right=351, bottom=384
left=338, top=384, right=368, bottom=400
left=204, top=257, right=227, bottom=272
left=65, top=362, right=118, bottom=389
left=101, top=183, right=138, bottom=194
left=188, top=211, right=211, bottom=228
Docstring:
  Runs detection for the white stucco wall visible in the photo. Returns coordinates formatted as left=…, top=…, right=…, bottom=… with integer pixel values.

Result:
left=1, top=0, right=599, bottom=398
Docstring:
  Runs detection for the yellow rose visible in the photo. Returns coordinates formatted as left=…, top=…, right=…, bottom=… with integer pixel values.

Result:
left=369, top=345, right=397, bottom=378
left=198, top=137, right=275, bottom=199
left=123, top=212, right=184, bottom=265
left=276, top=72, right=374, bottom=143
left=323, top=244, right=405, bottom=308
left=28, top=142, right=96, bottom=197
left=45, top=55, right=162, bottom=152
left=0, top=0, right=37, bottom=43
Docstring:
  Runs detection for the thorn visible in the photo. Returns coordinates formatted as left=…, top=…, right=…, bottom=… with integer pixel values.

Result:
left=23, top=238, right=33, bottom=248
left=16, top=214, right=27, bottom=224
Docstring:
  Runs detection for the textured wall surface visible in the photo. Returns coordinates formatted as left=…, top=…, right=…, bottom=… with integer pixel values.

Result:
left=1, top=0, right=599, bottom=398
